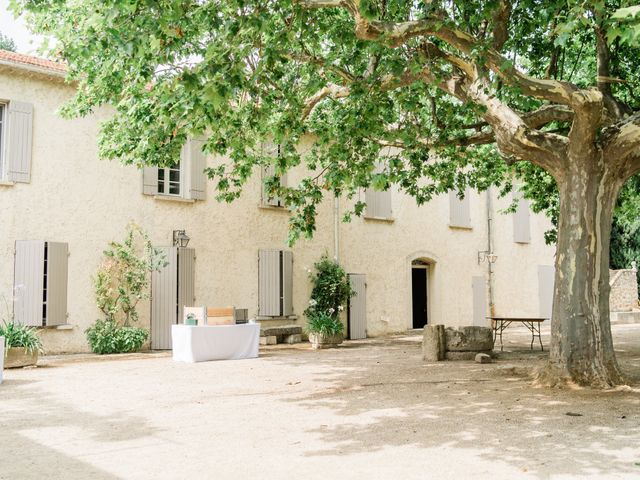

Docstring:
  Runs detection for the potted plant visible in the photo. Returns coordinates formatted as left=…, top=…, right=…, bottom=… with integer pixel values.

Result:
left=307, top=312, right=345, bottom=349
left=305, top=255, right=353, bottom=349
left=0, top=321, right=42, bottom=368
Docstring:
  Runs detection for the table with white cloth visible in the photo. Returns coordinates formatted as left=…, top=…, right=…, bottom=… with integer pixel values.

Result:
left=171, top=324, right=260, bottom=363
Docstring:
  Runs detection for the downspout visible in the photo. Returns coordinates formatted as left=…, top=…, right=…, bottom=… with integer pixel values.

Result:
left=334, top=195, right=340, bottom=263
left=486, top=187, right=496, bottom=316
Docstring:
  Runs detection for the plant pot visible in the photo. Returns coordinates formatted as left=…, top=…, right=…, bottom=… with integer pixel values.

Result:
left=5, top=347, right=38, bottom=369
left=309, top=332, right=344, bottom=350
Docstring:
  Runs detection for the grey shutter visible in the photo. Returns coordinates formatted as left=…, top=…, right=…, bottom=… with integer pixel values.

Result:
left=45, top=242, right=68, bottom=326
left=14, top=240, right=45, bottom=326
left=365, top=188, right=393, bottom=219
left=282, top=250, right=293, bottom=316
left=188, top=138, right=207, bottom=200
left=177, top=247, right=196, bottom=322
left=472, top=276, right=487, bottom=327
left=6, top=101, right=33, bottom=183
left=259, top=249, right=280, bottom=315
left=538, top=265, right=555, bottom=319
left=142, top=166, right=158, bottom=195
left=348, top=274, right=367, bottom=340
left=513, top=189, right=531, bottom=243
left=262, top=165, right=281, bottom=206
left=449, top=189, right=471, bottom=228
left=151, top=247, right=178, bottom=349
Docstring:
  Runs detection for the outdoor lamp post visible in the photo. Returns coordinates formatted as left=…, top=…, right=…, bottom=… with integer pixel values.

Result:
left=172, top=230, right=190, bottom=248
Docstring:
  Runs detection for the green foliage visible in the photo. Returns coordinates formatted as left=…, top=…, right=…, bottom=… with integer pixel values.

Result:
left=304, top=255, right=353, bottom=322
left=0, top=32, right=16, bottom=52
left=12, top=0, right=640, bottom=245
left=306, top=311, right=344, bottom=336
left=0, top=321, right=43, bottom=354
left=85, top=319, right=148, bottom=354
left=94, top=224, right=166, bottom=327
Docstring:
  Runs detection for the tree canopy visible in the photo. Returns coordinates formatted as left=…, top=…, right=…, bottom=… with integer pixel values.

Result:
left=14, top=0, right=640, bottom=386
left=0, top=31, right=17, bottom=52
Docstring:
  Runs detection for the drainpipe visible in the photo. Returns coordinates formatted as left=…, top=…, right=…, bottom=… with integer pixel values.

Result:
left=333, top=195, right=340, bottom=263
left=486, top=187, right=496, bottom=316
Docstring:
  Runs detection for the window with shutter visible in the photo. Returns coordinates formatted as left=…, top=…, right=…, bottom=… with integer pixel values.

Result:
left=14, top=240, right=68, bottom=327
left=141, top=138, right=207, bottom=201
left=449, top=189, right=472, bottom=229
left=364, top=162, right=393, bottom=220
left=0, top=103, right=5, bottom=178
left=261, top=144, right=287, bottom=208
left=513, top=188, right=531, bottom=243
left=258, top=249, right=293, bottom=317
left=3, top=100, right=33, bottom=183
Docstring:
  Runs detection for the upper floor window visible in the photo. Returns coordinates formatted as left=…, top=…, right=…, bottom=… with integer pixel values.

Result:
left=142, top=138, right=206, bottom=201
left=261, top=144, right=288, bottom=208
left=0, top=100, right=33, bottom=183
left=158, top=162, right=182, bottom=196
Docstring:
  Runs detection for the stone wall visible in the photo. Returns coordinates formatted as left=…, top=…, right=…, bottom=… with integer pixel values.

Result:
left=610, top=266, right=639, bottom=312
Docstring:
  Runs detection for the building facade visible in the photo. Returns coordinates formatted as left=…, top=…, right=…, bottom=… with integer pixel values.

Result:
left=0, top=51, right=557, bottom=354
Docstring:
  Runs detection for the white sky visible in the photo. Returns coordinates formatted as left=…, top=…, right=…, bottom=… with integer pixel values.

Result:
left=0, top=0, right=44, bottom=54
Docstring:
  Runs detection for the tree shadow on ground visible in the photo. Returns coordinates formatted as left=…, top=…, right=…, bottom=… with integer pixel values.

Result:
left=264, top=327, right=640, bottom=479
left=0, top=375, right=159, bottom=480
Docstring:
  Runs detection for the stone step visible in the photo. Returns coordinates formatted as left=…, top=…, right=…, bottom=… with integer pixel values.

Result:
left=611, top=311, right=640, bottom=324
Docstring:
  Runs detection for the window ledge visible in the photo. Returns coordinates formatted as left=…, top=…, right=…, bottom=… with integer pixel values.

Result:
left=449, top=224, right=473, bottom=231
left=0, top=180, right=15, bottom=187
left=364, top=215, right=394, bottom=223
left=255, top=315, right=298, bottom=321
left=153, top=195, right=196, bottom=204
left=258, top=204, right=290, bottom=212
left=39, top=324, right=74, bottom=330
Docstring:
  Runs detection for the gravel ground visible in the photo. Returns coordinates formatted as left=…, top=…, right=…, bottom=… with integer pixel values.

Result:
left=1, top=324, right=639, bottom=480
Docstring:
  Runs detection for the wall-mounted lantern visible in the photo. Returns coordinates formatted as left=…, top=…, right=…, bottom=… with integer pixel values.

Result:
left=477, top=250, right=498, bottom=264
left=172, top=230, right=191, bottom=248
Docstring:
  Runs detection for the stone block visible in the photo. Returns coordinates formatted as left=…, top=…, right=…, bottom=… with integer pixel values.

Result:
left=259, top=335, right=277, bottom=346
left=261, top=325, right=302, bottom=337
left=475, top=353, right=492, bottom=364
left=422, top=324, right=445, bottom=362
left=445, top=326, right=494, bottom=352
left=283, top=334, right=302, bottom=344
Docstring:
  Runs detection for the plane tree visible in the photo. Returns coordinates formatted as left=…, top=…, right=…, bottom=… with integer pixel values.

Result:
left=14, top=0, right=640, bottom=387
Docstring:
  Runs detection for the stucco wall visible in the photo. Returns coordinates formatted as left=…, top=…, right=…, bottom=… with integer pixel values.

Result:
left=0, top=66, right=557, bottom=353
left=610, top=269, right=639, bottom=312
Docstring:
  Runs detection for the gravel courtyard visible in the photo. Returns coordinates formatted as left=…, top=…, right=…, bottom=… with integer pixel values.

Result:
left=1, top=324, right=640, bottom=480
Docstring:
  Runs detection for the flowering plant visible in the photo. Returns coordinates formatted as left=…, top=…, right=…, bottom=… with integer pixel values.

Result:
left=304, top=255, right=353, bottom=330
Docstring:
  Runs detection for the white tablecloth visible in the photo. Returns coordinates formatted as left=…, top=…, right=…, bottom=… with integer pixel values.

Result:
left=171, top=324, right=260, bottom=363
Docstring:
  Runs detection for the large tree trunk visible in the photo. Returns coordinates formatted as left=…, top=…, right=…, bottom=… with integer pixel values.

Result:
left=542, top=158, right=624, bottom=387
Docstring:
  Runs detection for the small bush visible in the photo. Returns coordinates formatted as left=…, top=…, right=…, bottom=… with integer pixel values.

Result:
left=86, top=320, right=148, bottom=354
left=0, top=321, right=43, bottom=354
left=307, top=312, right=344, bottom=336
left=304, top=255, right=353, bottom=321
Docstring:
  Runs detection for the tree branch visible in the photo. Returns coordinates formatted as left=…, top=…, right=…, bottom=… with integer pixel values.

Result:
left=491, top=0, right=511, bottom=51
left=603, top=111, right=640, bottom=171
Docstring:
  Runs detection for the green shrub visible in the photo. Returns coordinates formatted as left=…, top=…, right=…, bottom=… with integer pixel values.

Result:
left=307, top=312, right=344, bottom=336
left=304, top=255, right=353, bottom=321
left=85, top=320, right=148, bottom=354
left=0, top=321, right=43, bottom=354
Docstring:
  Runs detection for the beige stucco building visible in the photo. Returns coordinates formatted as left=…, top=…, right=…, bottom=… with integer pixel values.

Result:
left=0, top=51, right=557, bottom=354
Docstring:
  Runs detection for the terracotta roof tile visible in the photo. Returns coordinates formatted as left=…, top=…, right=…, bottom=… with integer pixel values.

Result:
left=0, top=49, right=67, bottom=74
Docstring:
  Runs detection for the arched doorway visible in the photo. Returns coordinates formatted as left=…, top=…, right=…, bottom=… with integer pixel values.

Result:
left=411, top=259, right=430, bottom=329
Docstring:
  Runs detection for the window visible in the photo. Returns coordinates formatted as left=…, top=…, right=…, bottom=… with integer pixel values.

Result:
left=364, top=162, right=393, bottom=220
left=513, top=188, right=531, bottom=243
left=142, top=138, right=207, bottom=200
left=449, top=189, right=472, bottom=229
left=14, top=240, right=68, bottom=327
left=261, top=144, right=287, bottom=207
left=0, top=103, right=5, bottom=177
left=258, top=249, right=293, bottom=317
left=157, top=162, right=182, bottom=196
left=0, top=100, right=33, bottom=183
